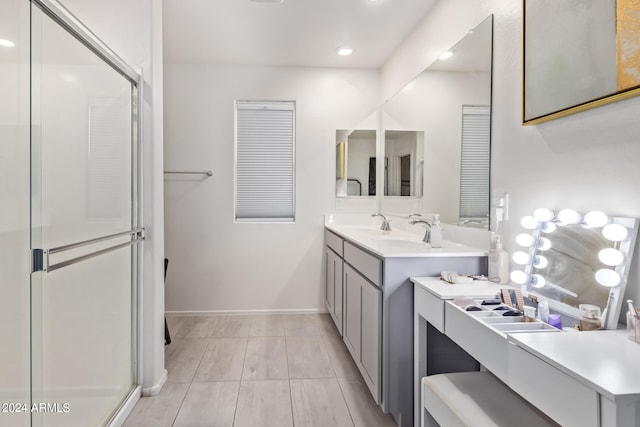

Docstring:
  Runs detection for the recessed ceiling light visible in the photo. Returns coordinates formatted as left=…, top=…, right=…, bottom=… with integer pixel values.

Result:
left=438, top=50, right=454, bottom=60
left=250, top=0, right=283, bottom=3
left=0, top=38, right=15, bottom=48
left=336, top=47, right=354, bottom=56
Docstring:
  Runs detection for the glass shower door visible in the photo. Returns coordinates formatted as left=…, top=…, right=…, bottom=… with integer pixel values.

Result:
left=30, top=3, right=141, bottom=426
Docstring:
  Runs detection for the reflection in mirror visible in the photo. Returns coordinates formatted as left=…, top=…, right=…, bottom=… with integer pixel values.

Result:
left=336, top=129, right=376, bottom=197
left=382, top=15, right=493, bottom=227
left=384, top=130, right=424, bottom=197
left=511, top=208, right=639, bottom=329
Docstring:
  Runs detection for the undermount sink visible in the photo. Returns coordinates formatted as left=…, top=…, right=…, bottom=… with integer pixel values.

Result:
left=373, top=239, right=427, bottom=251
left=325, top=217, right=488, bottom=258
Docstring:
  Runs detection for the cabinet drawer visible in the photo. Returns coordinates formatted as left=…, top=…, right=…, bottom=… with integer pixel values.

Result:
left=508, top=343, right=598, bottom=427
left=444, top=302, right=508, bottom=381
left=415, top=286, right=444, bottom=333
left=325, top=229, right=343, bottom=257
left=344, top=241, right=382, bottom=287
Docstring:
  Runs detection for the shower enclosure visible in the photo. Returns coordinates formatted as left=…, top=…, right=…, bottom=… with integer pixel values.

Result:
left=1, top=1, right=143, bottom=425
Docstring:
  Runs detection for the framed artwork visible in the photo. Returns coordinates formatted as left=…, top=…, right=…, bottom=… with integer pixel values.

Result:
left=336, top=141, right=345, bottom=179
left=523, top=0, right=640, bottom=124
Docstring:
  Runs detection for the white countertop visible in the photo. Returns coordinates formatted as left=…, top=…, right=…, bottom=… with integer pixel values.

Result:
left=325, top=223, right=488, bottom=258
left=508, top=330, right=640, bottom=401
left=411, top=276, right=505, bottom=299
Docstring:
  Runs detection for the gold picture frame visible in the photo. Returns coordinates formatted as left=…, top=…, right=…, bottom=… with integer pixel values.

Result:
left=336, top=141, right=345, bottom=179
left=523, top=0, right=640, bottom=125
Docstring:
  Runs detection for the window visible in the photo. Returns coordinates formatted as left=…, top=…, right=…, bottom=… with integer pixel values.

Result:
left=235, top=101, right=296, bottom=222
left=459, top=105, right=490, bottom=221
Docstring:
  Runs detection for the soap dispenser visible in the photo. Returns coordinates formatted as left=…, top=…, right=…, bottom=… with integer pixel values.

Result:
left=488, top=234, right=509, bottom=284
left=429, top=214, right=443, bottom=248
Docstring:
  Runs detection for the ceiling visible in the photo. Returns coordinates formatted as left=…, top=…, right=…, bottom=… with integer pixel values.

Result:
left=163, top=0, right=439, bottom=68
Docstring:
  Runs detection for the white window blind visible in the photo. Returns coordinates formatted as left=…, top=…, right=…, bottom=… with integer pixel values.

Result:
left=235, top=101, right=295, bottom=222
left=459, top=105, right=490, bottom=220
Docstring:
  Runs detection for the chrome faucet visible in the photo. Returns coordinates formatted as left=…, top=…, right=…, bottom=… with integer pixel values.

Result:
left=371, top=213, right=392, bottom=231
left=405, top=213, right=423, bottom=220
left=409, top=219, right=432, bottom=243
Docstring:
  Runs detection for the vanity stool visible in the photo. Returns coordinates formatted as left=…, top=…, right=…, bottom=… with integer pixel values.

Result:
left=421, top=372, right=558, bottom=427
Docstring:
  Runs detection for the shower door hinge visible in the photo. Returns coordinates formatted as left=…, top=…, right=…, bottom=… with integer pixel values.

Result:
left=32, top=249, right=46, bottom=273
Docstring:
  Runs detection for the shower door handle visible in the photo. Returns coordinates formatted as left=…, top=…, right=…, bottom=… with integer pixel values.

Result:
left=32, top=228, right=144, bottom=273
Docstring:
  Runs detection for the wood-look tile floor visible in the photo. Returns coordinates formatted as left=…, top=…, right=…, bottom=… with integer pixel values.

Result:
left=123, top=313, right=397, bottom=427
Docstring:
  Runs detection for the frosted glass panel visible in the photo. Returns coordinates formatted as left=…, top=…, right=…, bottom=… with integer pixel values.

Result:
left=32, top=7, right=133, bottom=248
left=34, top=249, right=133, bottom=426
left=30, top=4, right=137, bottom=426
left=0, top=1, right=31, bottom=426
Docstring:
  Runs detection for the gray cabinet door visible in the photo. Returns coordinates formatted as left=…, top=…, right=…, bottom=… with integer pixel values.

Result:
left=325, top=247, right=343, bottom=333
left=361, top=279, right=381, bottom=403
left=325, top=247, right=335, bottom=314
left=343, top=263, right=362, bottom=360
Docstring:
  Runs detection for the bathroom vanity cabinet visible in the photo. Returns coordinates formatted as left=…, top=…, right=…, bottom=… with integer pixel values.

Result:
left=324, top=221, right=488, bottom=427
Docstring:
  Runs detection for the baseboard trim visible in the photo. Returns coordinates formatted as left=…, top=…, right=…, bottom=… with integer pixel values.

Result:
left=165, top=308, right=328, bottom=316
left=142, top=369, right=167, bottom=397
left=108, top=385, right=141, bottom=427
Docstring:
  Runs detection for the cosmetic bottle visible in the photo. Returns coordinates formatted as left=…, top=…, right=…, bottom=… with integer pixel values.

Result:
left=627, top=300, right=638, bottom=342
left=488, top=234, right=509, bottom=284
left=537, top=299, right=549, bottom=323
left=429, top=214, right=443, bottom=248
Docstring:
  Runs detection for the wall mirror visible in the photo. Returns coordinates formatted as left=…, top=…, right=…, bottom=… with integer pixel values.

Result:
left=335, top=129, right=376, bottom=197
left=381, top=15, right=493, bottom=227
left=384, top=130, right=424, bottom=197
left=511, top=208, right=639, bottom=329
left=523, top=0, right=640, bottom=124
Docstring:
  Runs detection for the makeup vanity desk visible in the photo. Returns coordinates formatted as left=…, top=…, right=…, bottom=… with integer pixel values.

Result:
left=413, top=276, right=640, bottom=427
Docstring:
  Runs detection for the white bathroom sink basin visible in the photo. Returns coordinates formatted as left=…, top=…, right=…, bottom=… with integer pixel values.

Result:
left=373, top=239, right=428, bottom=251
left=324, top=218, right=488, bottom=258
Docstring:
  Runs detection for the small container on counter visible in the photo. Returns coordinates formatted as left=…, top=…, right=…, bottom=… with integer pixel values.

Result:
left=547, top=313, right=562, bottom=329
left=579, top=304, right=602, bottom=331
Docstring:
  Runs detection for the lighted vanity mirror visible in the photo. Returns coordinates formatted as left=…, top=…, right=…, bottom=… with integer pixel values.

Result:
left=382, top=15, right=493, bottom=227
left=384, top=130, right=424, bottom=197
left=335, top=129, right=376, bottom=197
left=512, top=208, right=639, bottom=329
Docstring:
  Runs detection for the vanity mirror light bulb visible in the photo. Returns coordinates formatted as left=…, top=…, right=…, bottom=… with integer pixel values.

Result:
left=557, top=209, right=582, bottom=225
left=512, top=251, right=531, bottom=265
left=584, top=211, right=609, bottom=228
left=520, top=216, right=540, bottom=230
left=602, top=223, right=629, bottom=242
left=537, top=237, right=552, bottom=251
left=542, top=222, right=557, bottom=233
left=516, top=233, right=535, bottom=247
left=510, top=270, right=529, bottom=285
left=534, top=255, right=548, bottom=269
left=533, top=208, right=554, bottom=222
left=598, top=248, right=624, bottom=266
left=531, top=274, right=546, bottom=288
left=595, top=269, right=622, bottom=287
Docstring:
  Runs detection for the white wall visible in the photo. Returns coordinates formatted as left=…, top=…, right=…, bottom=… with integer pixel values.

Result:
left=163, top=64, right=379, bottom=312
left=382, top=0, right=640, bottom=315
